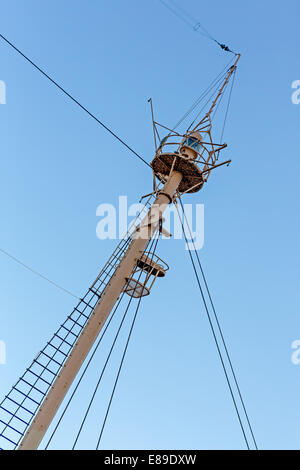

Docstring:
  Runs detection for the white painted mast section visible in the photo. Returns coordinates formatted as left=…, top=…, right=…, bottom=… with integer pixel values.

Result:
left=18, top=171, right=182, bottom=450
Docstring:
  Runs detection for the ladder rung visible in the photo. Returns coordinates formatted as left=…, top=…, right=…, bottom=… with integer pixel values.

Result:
left=54, top=334, right=73, bottom=349
left=67, top=315, right=85, bottom=329
left=19, top=378, right=46, bottom=396
left=33, top=359, right=58, bottom=375
left=39, top=352, right=63, bottom=368
left=100, top=268, right=112, bottom=277
left=13, top=388, right=40, bottom=406
left=26, top=368, right=52, bottom=386
left=97, top=279, right=108, bottom=288
left=73, top=308, right=89, bottom=320
left=0, top=433, right=18, bottom=447
left=89, top=288, right=101, bottom=298
left=100, top=273, right=111, bottom=282
left=45, top=344, right=68, bottom=358
left=0, top=419, right=23, bottom=436
left=5, top=396, right=34, bottom=416
left=0, top=405, right=28, bottom=425
left=61, top=325, right=79, bottom=338
left=78, top=299, right=94, bottom=309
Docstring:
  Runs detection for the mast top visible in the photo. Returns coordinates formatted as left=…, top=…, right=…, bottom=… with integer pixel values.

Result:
left=150, top=55, right=240, bottom=196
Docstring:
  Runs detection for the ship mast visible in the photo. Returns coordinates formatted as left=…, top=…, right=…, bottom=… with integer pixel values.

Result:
left=0, top=59, right=239, bottom=450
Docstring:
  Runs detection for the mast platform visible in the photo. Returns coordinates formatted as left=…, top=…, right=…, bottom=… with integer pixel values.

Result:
left=151, top=152, right=204, bottom=194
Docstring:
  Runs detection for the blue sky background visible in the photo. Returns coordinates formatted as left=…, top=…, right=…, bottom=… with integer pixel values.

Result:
left=0, top=0, right=299, bottom=450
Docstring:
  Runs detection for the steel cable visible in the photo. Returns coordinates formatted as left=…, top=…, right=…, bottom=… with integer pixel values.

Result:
left=0, top=33, right=151, bottom=169
left=178, top=198, right=258, bottom=449
left=174, top=201, right=251, bottom=449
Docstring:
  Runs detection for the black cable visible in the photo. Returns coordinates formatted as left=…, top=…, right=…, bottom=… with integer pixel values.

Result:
left=0, top=33, right=151, bottom=169
left=159, top=0, right=204, bottom=35
left=175, top=201, right=251, bottom=449
left=0, top=247, right=79, bottom=299
left=169, top=0, right=216, bottom=41
left=179, top=199, right=258, bottom=449
left=95, top=228, right=162, bottom=449
left=159, top=0, right=237, bottom=55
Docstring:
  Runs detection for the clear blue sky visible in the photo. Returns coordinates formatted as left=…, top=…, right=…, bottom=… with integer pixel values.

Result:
left=0, top=0, right=299, bottom=450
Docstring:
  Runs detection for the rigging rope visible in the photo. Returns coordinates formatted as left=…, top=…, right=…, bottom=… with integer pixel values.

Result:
left=0, top=33, right=150, bottom=169
left=159, top=0, right=211, bottom=40
left=173, top=57, right=235, bottom=131
left=169, top=0, right=216, bottom=42
left=174, top=201, right=252, bottom=450
left=187, top=68, right=234, bottom=131
left=159, top=0, right=238, bottom=55
left=178, top=200, right=258, bottom=449
left=0, top=247, right=79, bottom=300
